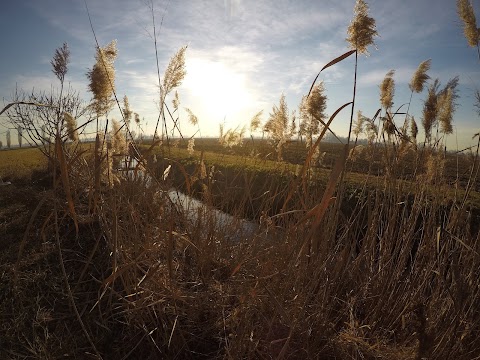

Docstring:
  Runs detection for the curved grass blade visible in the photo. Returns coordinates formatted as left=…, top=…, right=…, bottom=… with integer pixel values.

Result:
left=0, top=101, right=57, bottom=117
left=371, top=108, right=382, bottom=122
left=308, top=50, right=356, bottom=96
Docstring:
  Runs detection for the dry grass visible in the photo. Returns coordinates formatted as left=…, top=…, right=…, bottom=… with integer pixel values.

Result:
left=2, top=132, right=480, bottom=359
left=1, top=1, right=480, bottom=358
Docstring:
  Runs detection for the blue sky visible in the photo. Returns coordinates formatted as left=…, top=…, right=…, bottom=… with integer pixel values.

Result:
left=0, top=0, right=479, bottom=149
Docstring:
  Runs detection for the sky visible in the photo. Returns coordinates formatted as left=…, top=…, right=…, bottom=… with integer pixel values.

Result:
left=0, top=0, right=479, bottom=149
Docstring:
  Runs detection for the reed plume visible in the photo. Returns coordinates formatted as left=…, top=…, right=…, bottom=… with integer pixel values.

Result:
left=51, top=43, right=70, bottom=83
left=163, top=46, right=187, bottom=96
left=122, top=96, right=132, bottom=124
left=87, top=40, right=117, bottom=117
left=263, top=94, right=294, bottom=160
left=438, top=88, right=454, bottom=135
left=249, top=110, right=263, bottom=133
left=457, top=0, right=479, bottom=48
left=380, top=70, right=395, bottom=110
left=64, top=112, right=78, bottom=141
left=307, top=83, right=328, bottom=123
left=298, top=84, right=327, bottom=148
left=353, top=110, right=366, bottom=138
left=222, top=127, right=246, bottom=148
left=346, top=0, right=378, bottom=55
left=409, top=59, right=431, bottom=93
left=172, top=91, right=180, bottom=112
left=111, top=119, right=127, bottom=154
left=422, top=79, right=440, bottom=142
left=365, top=120, right=378, bottom=145
left=185, top=108, right=199, bottom=126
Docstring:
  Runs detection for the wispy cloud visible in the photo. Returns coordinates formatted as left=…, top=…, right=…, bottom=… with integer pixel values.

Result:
left=1, top=0, right=478, bottom=147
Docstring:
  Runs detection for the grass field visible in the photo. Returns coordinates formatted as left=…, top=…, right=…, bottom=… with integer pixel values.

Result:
left=0, top=147, right=48, bottom=182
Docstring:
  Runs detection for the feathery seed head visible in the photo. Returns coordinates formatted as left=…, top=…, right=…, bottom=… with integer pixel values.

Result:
left=307, top=83, right=327, bottom=123
left=221, top=127, right=246, bottom=148
left=122, top=96, right=132, bottom=124
left=87, top=40, right=117, bottom=117
left=250, top=110, right=263, bottom=133
left=172, top=91, right=180, bottom=112
left=346, top=0, right=378, bottom=55
left=409, top=59, right=431, bottom=93
left=185, top=108, right=199, bottom=126
left=299, top=88, right=326, bottom=148
left=353, top=110, right=367, bottom=137
left=422, top=79, right=440, bottom=141
left=365, top=121, right=378, bottom=144
left=64, top=112, right=78, bottom=141
left=111, top=119, right=127, bottom=154
left=51, top=43, right=70, bottom=83
left=438, top=88, right=454, bottom=135
left=163, top=46, right=187, bottom=96
left=264, top=94, right=289, bottom=140
left=380, top=70, right=395, bottom=110
left=457, top=0, right=479, bottom=47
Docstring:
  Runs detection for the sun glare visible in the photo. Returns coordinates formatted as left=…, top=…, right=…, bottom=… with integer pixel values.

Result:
left=184, top=58, right=252, bottom=122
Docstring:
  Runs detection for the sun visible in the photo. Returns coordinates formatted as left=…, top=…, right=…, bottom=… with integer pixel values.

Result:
left=184, top=57, right=252, bottom=122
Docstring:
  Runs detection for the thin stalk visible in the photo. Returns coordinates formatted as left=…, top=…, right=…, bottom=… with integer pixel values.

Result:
left=149, top=0, right=171, bottom=145
left=347, top=50, right=358, bottom=147
left=332, top=50, right=358, bottom=229
left=341, top=50, right=358, bottom=180
left=403, top=90, right=414, bottom=129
